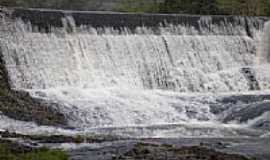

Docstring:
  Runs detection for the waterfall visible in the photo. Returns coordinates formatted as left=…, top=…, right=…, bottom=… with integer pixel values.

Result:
left=1, top=11, right=270, bottom=137
left=1, top=17, right=269, bottom=92
left=258, top=22, right=270, bottom=64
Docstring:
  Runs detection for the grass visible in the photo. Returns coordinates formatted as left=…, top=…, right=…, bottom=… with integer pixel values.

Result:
left=0, top=143, right=69, bottom=160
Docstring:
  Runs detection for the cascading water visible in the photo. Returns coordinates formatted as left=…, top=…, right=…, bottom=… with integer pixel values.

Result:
left=258, top=21, right=270, bottom=64
left=1, top=10, right=270, bottom=138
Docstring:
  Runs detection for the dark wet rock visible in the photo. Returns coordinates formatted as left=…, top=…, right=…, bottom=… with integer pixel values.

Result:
left=251, top=119, right=270, bottom=130
left=0, top=88, right=68, bottom=127
left=209, top=94, right=270, bottom=122
left=0, top=46, right=68, bottom=127
left=0, top=130, right=124, bottom=144
left=0, top=139, right=35, bottom=153
left=66, top=138, right=270, bottom=160
left=241, top=67, right=260, bottom=91
left=112, top=142, right=253, bottom=160
left=223, top=101, right=270, bottom=124
left=218, top=95, right=270, bottom=105
left=0, top=138, right=69, bottom=160
left=199, top=141, right=232, bottom=150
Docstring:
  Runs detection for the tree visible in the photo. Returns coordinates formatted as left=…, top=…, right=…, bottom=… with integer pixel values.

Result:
left=1, top=0, right=270, bottom=16
left=191, top=0, right=219, bottom=14
left=159, top=0, right=219, bottom=14
left=0, top=0, right=18, bottom=7
left=265, top=0, right=270, bottom=16
left=117, top=0, right=161, bottom=13
left=217, top=0, right=268, bottom=16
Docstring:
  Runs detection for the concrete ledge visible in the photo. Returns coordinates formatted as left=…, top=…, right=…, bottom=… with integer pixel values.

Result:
left=1, top=7, right=268, bottom=34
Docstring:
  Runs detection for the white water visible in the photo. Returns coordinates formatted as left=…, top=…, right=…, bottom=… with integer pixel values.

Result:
left=1, top=15, right=270, bottom=137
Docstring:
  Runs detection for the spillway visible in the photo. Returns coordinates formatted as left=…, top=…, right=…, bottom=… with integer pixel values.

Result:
left=0, top=8, right=270, bottom=138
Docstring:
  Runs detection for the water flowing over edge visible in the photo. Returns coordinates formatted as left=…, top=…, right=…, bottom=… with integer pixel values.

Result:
left=0, top=10, right=270, bottom=138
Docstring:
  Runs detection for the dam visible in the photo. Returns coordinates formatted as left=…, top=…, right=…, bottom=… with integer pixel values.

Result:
left=0, top=8, right=270, bottom=138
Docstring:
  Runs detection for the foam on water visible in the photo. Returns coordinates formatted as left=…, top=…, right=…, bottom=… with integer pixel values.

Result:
left=29, top=88, right=217, bottom=128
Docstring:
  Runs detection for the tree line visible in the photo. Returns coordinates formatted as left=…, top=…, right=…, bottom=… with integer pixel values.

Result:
left=119, top=0, right=270, bottom=16
left=1, top=0, right=270, bottom=16
left=0, top=0, right=105, bottom=10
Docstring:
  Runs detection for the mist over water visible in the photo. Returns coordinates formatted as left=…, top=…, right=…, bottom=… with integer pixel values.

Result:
left=1, top=14, right=270, bottom=137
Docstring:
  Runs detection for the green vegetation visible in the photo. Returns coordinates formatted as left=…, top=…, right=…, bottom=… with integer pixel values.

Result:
left=0, top=0, right=104, bottom=10
left=116, top=0, right=160, bottom=13
left=217, top=0, right=270, bottom=16
left=1, top=0, right=270, bottom=16
left=119, top=0, right=270, bottom=16
left=0, top=143, right=68, bottom=160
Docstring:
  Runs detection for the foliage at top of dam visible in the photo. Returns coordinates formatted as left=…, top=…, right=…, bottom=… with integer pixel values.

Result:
left=1, top=0, right=270, bottom=16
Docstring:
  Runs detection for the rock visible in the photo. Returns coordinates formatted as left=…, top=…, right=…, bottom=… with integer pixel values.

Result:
left=0, top=130, right=124, bottom=144
left=115, top=142, right=254, bottom=160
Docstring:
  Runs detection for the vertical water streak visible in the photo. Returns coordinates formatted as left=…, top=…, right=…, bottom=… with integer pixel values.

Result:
left=258, top=22, right=270, bottom=64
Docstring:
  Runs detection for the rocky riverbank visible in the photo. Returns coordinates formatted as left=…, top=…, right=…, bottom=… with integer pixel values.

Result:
left=68, top=138, right=270, bottom=160
left=1, top=130, right=269, bottom=160
left=112, top=142, right=254, bottom=160
left=1, top=133, right=265, bottom=160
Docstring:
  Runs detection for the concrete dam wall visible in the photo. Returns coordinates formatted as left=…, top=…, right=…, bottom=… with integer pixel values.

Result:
left=3, top=8, right=269, bottom=36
